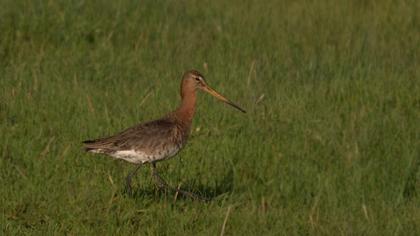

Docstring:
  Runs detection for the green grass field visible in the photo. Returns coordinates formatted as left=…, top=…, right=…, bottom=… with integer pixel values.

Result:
left=1, top=0, right=419, bottom=235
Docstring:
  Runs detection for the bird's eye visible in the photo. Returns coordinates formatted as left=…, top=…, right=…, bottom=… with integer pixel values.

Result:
left=195, top=77, right=200, bottom=81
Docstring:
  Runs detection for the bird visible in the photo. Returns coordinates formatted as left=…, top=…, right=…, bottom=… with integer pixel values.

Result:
left=82, top=70, right=246, bottom=200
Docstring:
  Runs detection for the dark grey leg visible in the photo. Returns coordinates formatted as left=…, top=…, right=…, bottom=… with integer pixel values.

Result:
left=125, top=164, right=142, bottom=193
left=150, top=163, right=208, bottom=201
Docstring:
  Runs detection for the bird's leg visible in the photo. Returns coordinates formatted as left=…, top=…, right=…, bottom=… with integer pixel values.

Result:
left=125, top=164, right=142, bottom=194
left=150, top=163, right=171, bottom=190
left=150, top=163, right=208, bottom=202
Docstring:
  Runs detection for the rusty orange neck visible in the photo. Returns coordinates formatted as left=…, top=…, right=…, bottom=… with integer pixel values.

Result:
left=174, top=88, right=196, bottom=125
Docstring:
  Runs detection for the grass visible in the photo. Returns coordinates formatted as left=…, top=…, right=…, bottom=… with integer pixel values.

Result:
left=1, top=0, right=419, bottom=235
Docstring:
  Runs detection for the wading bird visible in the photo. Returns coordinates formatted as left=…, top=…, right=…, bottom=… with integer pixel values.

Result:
left=83, top=70, right=245, bottom=200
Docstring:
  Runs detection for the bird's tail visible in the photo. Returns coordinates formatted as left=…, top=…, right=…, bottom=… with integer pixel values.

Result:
left=82, top=139, right=101, bottom=152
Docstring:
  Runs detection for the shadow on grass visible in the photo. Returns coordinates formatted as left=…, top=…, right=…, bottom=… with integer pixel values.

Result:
left=123, top=169, right=234, bottom=202
left=403, top=157, right=420, bottom=201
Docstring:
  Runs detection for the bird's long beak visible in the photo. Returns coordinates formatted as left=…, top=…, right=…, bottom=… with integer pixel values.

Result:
left=201, top=85, right=246, bottom=113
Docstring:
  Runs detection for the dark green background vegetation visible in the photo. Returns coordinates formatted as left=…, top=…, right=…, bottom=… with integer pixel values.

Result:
left=1, top=0, right=419, bottom=234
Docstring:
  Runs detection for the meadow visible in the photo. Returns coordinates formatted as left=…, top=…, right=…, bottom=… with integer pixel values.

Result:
left=1, top=0, right=419, bottom=235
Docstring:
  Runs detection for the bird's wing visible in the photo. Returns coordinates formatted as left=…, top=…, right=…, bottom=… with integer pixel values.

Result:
left=83, top=118, right=178, bottom=153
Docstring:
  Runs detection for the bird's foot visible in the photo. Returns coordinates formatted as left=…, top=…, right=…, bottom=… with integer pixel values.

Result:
left=151, top=172, right=208, bottom=201
left=174, top=187, right=209, bottom=202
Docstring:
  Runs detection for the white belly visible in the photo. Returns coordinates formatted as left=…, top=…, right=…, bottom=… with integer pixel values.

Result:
left=110, top=145, right=182, bottom=164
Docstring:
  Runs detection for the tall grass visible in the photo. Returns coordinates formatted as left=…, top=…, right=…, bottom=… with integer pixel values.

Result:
left=1, top=0, right=419, bottom=234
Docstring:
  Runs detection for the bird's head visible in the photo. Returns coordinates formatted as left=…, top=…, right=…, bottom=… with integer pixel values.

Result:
left=181, top=70, right=246, bottom=113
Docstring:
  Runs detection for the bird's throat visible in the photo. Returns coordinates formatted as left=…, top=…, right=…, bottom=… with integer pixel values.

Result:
left=176, top=90, right=196, bottom=124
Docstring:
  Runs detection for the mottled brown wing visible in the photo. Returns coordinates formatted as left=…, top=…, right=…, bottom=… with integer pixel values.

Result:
left=83, top=118, right=178, bottom=153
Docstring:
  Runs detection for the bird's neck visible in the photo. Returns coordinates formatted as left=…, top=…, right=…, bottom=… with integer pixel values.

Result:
left=175, top=91, right=196, bottom=125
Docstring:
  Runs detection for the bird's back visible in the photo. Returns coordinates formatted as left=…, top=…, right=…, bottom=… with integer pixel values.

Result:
left=83, top=117, right=189, bottom=164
